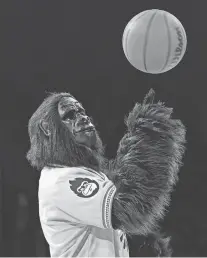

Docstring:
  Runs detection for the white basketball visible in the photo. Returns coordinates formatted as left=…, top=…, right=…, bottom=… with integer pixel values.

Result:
left=122, top=9, right=187, bottom=74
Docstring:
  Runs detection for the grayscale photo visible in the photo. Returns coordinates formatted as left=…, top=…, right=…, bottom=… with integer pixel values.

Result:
left=0, top=1, right=206, bottom=257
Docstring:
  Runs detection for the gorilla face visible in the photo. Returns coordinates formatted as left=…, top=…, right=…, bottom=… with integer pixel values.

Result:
left=27, top=93, right=105, bottom=171
left=58, top=96, right=97, bottom=148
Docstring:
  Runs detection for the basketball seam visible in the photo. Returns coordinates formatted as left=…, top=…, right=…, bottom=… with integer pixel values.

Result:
left=160, top=12, right=171, bottom=72
left=143, top=10, right=157, bottom=72
left=124, top=10, right=150, bottom=60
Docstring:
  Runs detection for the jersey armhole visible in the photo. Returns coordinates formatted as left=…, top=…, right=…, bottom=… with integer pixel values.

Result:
left=102, top=184, right=117, bottom=228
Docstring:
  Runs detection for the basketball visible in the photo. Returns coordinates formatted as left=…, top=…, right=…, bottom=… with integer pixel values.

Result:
left=122, top=9, right=187, bottom=74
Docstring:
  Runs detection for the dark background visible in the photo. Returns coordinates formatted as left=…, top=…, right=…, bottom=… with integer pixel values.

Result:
left=0, top=0, right=206, bottom=256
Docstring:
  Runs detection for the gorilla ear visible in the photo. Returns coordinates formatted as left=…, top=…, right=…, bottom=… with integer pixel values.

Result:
left=39, top=120, right=51, bottom=136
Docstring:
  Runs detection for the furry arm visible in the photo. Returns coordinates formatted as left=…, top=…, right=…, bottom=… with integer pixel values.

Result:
left=109, top=89, right=186, bottom=236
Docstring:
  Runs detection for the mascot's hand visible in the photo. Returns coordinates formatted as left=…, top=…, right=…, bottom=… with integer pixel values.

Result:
left=126, top=89, right=174, bottom=135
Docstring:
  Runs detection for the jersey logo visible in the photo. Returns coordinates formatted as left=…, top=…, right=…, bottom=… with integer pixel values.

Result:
left=69, top=177, right=99, bottom=198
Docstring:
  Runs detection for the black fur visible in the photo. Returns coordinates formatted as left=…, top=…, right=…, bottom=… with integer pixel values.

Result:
left=109, top=89, right=186, bottom=239
left=127, top=230, right=172, bottom=257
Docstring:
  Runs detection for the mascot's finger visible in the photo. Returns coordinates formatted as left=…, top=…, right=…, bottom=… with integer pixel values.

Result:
left=143, top=88, right=155, bottom=105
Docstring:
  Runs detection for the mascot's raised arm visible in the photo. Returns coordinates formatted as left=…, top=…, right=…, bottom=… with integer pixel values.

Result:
left=109, top=89, right=186, bottom=234
left=27, top=89, right=186, bottom=257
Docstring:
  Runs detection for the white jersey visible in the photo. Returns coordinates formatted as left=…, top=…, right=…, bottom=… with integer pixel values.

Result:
left=38, top=166, right=129, bottom=257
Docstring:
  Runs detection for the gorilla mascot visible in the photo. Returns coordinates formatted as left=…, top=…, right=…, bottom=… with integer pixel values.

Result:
left=27, top=89, right=186, bottom=257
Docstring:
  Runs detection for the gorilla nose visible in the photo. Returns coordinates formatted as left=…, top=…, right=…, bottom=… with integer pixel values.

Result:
left=82, top=116, right=89, bottom=122
left=78, top=115, right=90, bottom=125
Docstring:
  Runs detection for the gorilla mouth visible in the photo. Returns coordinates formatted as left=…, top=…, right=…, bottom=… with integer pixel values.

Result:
left=75, top=126, right=95, bottom=133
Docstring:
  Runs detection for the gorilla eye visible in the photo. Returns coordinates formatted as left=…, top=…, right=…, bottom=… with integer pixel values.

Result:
left=63, top=110, right=76, bottom=121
